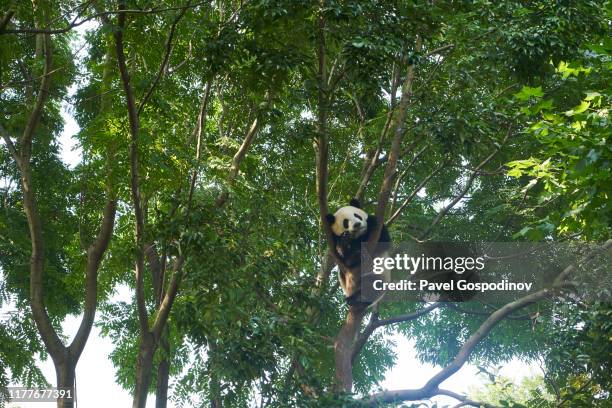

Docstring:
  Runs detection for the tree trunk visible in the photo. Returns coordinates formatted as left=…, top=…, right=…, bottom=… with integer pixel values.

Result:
left=334, top=304, right=367, bottom=393
left=155, top=327, right=170, bottom=408
left=132, top=336, right=155, bottom=408
left=209, top=341, right=222, bottom=408
left=55, top=357, right=75, bottom=408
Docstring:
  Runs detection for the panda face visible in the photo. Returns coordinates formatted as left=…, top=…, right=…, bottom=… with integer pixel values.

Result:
left=331, top=205, right=368, bottom=238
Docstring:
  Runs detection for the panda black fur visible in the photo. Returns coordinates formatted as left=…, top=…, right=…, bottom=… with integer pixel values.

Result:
left=326, top=198, right=391, bottom=305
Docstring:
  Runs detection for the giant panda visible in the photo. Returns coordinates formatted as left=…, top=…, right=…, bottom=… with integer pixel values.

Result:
left=326, top=198, right=391, bottom=305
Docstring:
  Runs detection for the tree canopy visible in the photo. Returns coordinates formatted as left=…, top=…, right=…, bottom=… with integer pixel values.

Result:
left=0, top=1, right=610, bottom=407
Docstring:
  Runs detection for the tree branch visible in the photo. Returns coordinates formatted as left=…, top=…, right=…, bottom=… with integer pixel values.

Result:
left=0, top=124, right=22, bottom=168
left=364, top=240, right=612, bottom=406
left=145, top=243, right=163, bottom=303
left=69, top=33, right=118, bottom=360
left=69, top=198, right=117, bottom=360
left=11, top=28, right=66, bottom=360
left=313, top=7, right=337, bottom=261
left=188, top=81, right=212, bottom=207
left=215, top=113, right=261, bottom=208
left=114, top=1, right=148, bottom=334
left=425, top=43, right=455, bottom=57
left=444, top=302, right=530, bottom=321
left=355, top=112, right=391, bottom=203
left=365, top=290, right=550, bottom=406
left=369, top=35, right=422, bottom=248
left=354, top=100, right=421, bottom=203
left=0, top=1, right=209, bottom=35
left=352, top=303, right=440, bottom=363
left=20, top=36, right=52, bottom=161
left=152, top=256, right=185, bottom=340
left=391, top=142, right=431, bottom=202
left=419, top=129, right=510, bottom=240
left=388, top=161, right=445, bottom=226
left=136, top=2, right=190, bottom=116
left=438, top=388, right=500, bottom=408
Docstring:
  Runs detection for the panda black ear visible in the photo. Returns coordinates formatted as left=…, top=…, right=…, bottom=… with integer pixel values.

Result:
left=349, top=198, right=361, bottom=208
left=325, top=214, right=335, bottom=225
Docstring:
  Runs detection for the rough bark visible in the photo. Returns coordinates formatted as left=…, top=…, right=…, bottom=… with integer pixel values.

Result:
left=311, top=3, right=359, bottom=392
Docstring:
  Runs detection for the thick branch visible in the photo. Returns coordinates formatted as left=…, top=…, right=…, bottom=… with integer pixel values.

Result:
left=21, top=35, right=52, bottom=160
left=352, top=303, right=440, bottom=363
left=70, top=34, right=118, bottom=360
left=152, top=256, right=185, bottom=340
left=14, top=30, right=66, bottom=360
left=369, top=36, right=422, bottom=248
left=69, top=198, right=117, bottom=360
left=145, top=243, right=163, bottom=303
left=114, top=1, right=148, bottom=334
left=425, top=289, right=549, bottom=389
left=313, top=7, right=339, bottom=264
left=365, top=289, right=550, bottom=406
left=354, top=103, right=423, bottom=203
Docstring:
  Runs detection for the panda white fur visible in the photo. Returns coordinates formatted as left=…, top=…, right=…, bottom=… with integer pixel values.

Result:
left=326, top=198, right=391, bottom=305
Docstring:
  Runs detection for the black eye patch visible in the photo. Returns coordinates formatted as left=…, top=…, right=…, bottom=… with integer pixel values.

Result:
left=354, top=214, right=363, bottom=220
left=343, top=219, right=349, bottom=228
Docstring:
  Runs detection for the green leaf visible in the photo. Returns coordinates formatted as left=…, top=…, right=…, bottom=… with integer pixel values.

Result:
left=514, top=86, right=544, bottom=101
left=565, top=100, right=590, bottom=116
left=584, top=92, right=601, bottom=101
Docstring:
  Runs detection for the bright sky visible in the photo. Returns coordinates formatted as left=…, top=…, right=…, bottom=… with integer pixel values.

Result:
left=4, top=22, right=539, bottom=408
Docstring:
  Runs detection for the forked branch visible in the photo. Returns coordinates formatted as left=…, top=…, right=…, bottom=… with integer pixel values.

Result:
left=352, top=303, right=440, bottom=363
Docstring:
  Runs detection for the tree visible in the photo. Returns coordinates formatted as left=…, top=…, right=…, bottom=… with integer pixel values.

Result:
left=1, top=1, right=609, bottom=407
left=1, top=2, right=116, bottom=407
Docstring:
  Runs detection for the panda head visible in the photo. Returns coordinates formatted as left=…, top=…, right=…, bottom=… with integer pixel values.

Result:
left=326, top=199, right=369, bottom=239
